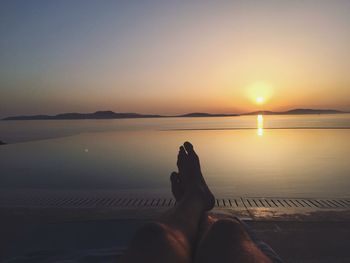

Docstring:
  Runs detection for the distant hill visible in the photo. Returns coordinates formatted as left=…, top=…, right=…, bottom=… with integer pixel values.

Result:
left=283, top=109, right=343, bottom=114
left=3, top=111, right=162, bottom=120
left=0, top=140, right=6, bottom=145
left=178, top=112, right=238, bottom=117
left=243, top=108, right=344, bottom=115
left=2, top=108, right=345, bottom=120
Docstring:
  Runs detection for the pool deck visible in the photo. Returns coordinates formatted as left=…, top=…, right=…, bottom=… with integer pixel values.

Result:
left=1, top=190, right=350, bottom=262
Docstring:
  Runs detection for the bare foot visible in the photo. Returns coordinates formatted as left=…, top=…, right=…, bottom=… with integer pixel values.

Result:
left=171, top=141, right=215, bottom=211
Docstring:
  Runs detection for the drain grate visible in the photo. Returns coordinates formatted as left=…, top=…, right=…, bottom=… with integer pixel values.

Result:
left=0, top=192, right=349, bottom=209
left=241, top=198, right=350, bottom=209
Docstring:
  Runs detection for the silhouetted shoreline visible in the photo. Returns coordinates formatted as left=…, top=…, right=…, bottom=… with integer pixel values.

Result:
left=2, top=109, right=345, bottom=121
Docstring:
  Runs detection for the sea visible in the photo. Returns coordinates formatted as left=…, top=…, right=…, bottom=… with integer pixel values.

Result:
left=1, top=114, right=350, bottom=198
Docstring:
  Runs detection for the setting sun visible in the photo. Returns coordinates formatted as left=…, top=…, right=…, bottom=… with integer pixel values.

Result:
left=246, top=81, right=274, bottom=106
left=256, top=97, right=265, bottom=104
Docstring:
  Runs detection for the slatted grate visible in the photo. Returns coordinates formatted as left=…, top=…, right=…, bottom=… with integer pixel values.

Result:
left=0, top=193, right=349, bottom=209
left=241, top=198, right=350, bottom=209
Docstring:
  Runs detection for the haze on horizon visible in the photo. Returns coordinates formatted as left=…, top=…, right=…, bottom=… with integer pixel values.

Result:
left=1, top=0, right=350, bottom=118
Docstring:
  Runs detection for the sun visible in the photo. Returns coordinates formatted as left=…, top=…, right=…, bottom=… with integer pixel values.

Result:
left=256, top=97, right=264, bottom=104
left=245, top=81, right=274, bottom=106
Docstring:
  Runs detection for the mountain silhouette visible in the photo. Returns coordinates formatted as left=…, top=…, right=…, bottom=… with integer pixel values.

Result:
left=243, top=109, right=343, bottom=115
left=2, top=108, right=345, bottom=121
left=178, top=113, right=237, bottom=117
left=3, top=111, right=162, bottom=120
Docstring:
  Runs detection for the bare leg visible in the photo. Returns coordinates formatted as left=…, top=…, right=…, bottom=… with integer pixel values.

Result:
left=194, top=215, right=273, bottom=263
left=121, top=142, right=215, bottom=263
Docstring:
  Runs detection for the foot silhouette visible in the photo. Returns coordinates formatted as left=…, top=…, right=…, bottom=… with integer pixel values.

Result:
left=170, top=142, right=215, bottom=211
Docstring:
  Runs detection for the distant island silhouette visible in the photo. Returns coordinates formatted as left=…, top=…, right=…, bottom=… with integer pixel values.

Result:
left=2, top=109, right=345, bottom=121
left=241, top=109, right=343, bottom=115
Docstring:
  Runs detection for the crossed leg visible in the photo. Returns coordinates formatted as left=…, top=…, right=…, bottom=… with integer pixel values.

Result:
left=121, top=142, right=275, bottom=263
left=120, top=142, right=215, bottom=263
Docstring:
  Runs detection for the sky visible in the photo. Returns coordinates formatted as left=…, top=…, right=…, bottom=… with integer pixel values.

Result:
left=1, top=0, right=350, bottom=117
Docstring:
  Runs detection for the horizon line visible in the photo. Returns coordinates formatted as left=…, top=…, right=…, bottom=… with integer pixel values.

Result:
left=3, top=108, right=349, bottom=121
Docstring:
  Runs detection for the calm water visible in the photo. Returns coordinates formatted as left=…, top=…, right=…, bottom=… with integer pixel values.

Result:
left=1, top=114, right=350, bottom=197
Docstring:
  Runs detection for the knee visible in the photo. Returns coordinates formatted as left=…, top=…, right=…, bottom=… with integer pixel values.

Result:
left=194, top=219, right=250, bottom=263
left=123, top=221, right=191, bottom=263
left=212, top=219, right=243, bottom=231
left=133, top=222, right=169, bottom=243
left=210, top=219, right=247, bottom=241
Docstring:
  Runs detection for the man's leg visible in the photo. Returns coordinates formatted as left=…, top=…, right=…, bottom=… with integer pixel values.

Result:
left=194, top=216, right=273, bottom=263
left=121, top=142, right=215, bottom=263
left=120, top=221, right=191, bottom=263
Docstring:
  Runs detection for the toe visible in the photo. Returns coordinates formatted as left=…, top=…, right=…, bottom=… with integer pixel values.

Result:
left=177, top=146, right=187, bottom=170
left=180, top=145, right=186, bottom=155
left=170, top=171, right=180, bottom=183
left=184, top=141, right=197, bottom=158
left=184, top=141, right=193, bottom=153
left=178, top=146, right=186, bottom=159
left=184, top=141, right=200, bottom=165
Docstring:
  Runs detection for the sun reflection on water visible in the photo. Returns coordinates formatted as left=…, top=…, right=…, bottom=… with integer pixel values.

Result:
left=257, top=114, right=264, bottom=136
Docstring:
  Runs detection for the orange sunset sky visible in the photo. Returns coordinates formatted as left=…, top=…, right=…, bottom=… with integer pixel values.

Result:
left=1, top=0, right=350, bottom=118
